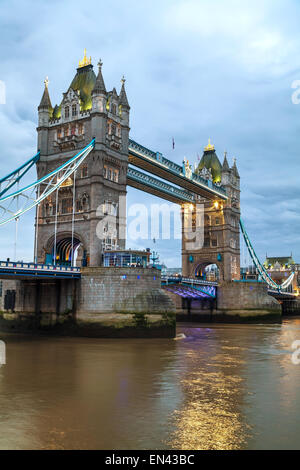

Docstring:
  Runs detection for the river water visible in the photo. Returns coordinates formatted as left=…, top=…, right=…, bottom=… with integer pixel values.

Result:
left=0, top=318, right=300, bottom=450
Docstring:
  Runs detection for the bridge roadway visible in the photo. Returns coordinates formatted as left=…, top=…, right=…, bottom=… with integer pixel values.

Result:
left=128, top=140, right=228, bottom=201
left=0, top=260, right=81, bottom=280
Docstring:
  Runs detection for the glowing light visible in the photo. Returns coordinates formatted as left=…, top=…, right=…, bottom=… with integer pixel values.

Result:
left=214, top=201, right=219, bottom=209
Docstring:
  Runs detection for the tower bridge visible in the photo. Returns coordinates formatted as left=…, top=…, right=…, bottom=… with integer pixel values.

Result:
left=0, top=51, right=298, bottom=327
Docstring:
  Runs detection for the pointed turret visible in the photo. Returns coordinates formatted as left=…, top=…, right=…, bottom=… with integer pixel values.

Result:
left=232, top=158, right=240, bottom=178
left=222, top=151, right=230, bottom=171
left=195, top=138, right=222, bottom=183
left=38, top=77, right=52, bottom=110
left=119, top=76, right=130, bottom=108
left=92, top=59, right=106, bottom=95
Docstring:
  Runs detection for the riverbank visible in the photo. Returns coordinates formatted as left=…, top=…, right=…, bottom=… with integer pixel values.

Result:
left=0, top=311, right=176, bottom=338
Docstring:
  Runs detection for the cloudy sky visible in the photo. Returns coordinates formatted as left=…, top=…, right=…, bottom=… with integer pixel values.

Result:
left=1, top=0, right=300, bottom=267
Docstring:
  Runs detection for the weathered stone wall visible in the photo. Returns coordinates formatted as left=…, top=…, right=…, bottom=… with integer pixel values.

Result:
left=78, top=267, right=175, bottom=314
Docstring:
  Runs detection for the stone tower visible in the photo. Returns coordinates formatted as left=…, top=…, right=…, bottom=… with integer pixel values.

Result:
left=36, top=51, right=130, bottom=267
left=182, top=140, right=240, bottom=282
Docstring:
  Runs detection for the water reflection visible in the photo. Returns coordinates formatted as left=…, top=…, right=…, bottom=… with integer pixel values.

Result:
left=0, top=319, right=300, bottom=449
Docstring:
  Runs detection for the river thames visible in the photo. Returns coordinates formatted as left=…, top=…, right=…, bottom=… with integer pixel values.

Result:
left=0, top=318, right=300, bottom=450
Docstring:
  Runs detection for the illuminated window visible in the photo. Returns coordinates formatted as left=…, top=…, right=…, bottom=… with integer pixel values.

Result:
left=72, top=104, right=77, bottom=117
left=57, top=128, right=62, bottom=139
left=78, top=123, right=84, bottom=135
left=65, top=106, right=69, bottom=118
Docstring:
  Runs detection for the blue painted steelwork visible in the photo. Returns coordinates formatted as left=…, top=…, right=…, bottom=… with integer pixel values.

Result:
left=0, top=151, right=40, bottom=197
left=0, top=139, right=95, bottom=226
left=0, top=260, right=81, bottom=279
left=240, top=218, right=294, bottom=291
left=129, top=139, right=227, bottom=199
left=163, top=284, right=215, bottom=299
left=161, top=275, right=217, bottom=298
left=127, top=166, right=195, bottom=203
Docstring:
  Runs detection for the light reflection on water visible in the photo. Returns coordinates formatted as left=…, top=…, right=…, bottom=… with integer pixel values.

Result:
left=0, top=319, right=300, bottom=449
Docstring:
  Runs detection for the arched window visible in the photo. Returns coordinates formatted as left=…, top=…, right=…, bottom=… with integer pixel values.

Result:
left=112, top=103, right=117, bottom=115
left=65, top=106, right=69, bottom=118
left=72, top=104, right=77, bottom=117
left=81, top=165, right=88, bottom=178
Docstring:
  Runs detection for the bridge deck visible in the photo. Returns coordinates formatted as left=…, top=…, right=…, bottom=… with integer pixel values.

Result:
left=127, top=166, right=195, bottom=204
left=0, top=261, right=81, bottom=280
left=129, top=140, right=228, bottom=201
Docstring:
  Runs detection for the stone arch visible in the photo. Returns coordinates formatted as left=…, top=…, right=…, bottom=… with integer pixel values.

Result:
left=189, top=257, right=224, bottom=282
left=43, top=231, right=87, bottom=267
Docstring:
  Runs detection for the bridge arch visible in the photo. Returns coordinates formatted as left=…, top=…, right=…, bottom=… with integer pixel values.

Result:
left=43, top=231, right=88, bottom=267
left=194, top=261, right=221, bottom=282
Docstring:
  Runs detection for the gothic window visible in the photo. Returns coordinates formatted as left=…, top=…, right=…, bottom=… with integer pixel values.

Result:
left=112, top=123, right=116, bottom=135
left=215, top=217, right=220, bottom=225
left=230, top=238, right=236, bottom=249
left=71, top=125, right=76, bottom=136
left=76, top=200, right=83, bottom=212
left=112, top=103, right=117, bottom=115
left=78, top=123, right=84, bottom=135
left=57, top=128, right=62, bottom=139
left=211, top=238, right=218, bottom=247
left=64, top=126, right=69, bottom=137
left=72, top=104, right=77, bottom=117
left=81, top=165, right=88, bottom=178
left=204, top=231, right=210, bottom=247
left=61, top=198, right=73, bottom=214
left=104, top=165, right=119, bottom=182
left=113, top=170, right=119, bottom=182
left=102, top=201, right=117, bottom=216
left=65, top=106, right=69, bottom=118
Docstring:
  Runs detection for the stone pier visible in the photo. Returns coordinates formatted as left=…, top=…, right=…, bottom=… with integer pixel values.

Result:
left=0, top=268, right=176, bottom=337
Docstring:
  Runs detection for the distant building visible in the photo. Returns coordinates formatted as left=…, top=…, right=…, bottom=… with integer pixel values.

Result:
left=263, top=255, right=295, bottom=270
left=263, top=255, right=297, bottom=291
left=164, top=267, right=182, bottom=277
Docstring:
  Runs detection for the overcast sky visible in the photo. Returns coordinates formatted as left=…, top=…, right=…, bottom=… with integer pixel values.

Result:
left=1, top=0, right=300, bottom=267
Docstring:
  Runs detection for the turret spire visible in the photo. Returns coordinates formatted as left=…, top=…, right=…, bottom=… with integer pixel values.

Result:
left=38, top=77, right=52, bottom=110
left=92, top=58, right=106, bottom=95
left=232, top=157, right=240, bottom=178
left=119, top=75, right=130, bottom=108
left=78, top=48, right=92, bottom=68
left=222, top=151, right=230, bottom=171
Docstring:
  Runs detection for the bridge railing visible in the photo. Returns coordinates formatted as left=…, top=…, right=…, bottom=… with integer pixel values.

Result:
left=0, top=260, right=81, bottom=274
left=161, top=275, right=218, bottom=287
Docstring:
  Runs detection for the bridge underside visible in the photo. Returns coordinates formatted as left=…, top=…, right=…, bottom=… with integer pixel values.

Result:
left=128, top=148, right=227, bottom=201
left=127, top=167, right=195, bottom=204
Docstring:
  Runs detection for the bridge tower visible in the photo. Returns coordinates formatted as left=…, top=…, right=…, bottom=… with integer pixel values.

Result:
left=182, top=140, right=240, bottom=282
left=36, top=51, right=130, bottom=267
